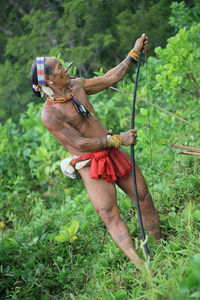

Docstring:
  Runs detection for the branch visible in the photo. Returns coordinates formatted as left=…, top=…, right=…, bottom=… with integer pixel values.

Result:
left=110, top=86, right=194, bottom=127
left=171, top=144, right=200, bottom=153
left=179, top=152, right=200, bottom=157
left=171, top=144, right=200, bottom=157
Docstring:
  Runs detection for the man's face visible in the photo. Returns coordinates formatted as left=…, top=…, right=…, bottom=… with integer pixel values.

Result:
left=45, top=58, right=71, bottom=87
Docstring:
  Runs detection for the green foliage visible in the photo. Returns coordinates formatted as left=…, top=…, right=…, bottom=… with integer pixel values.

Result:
left=0, top=10, right=200, bottom=300
left=153, top=24, right=200, bottom=131
left=170, top=254, right=200, bottom=299
left=116, top=0, right=173, bottom=55
left=55, top=220, right=79, bottom=242
left=0, top=102, right=81, bottom=224
left=0, top=0, right=175, bottom=122
left=169, top=0, right=200, bottom=31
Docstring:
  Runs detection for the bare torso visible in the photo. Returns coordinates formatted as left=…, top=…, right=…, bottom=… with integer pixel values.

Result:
left=41, top=78, right=107, bottom=156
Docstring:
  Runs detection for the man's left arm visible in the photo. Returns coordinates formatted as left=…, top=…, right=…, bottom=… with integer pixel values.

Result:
left=83, top=33, right=148, bottom=95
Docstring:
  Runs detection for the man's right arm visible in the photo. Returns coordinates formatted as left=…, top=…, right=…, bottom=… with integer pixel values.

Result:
left=41, top=109, right=138, bottom=152
left=41, top=109, right=107, bottom=152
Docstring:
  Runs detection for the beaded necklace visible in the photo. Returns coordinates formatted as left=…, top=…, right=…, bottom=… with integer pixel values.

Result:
left=46, top=87, right=93, bottom=118
left=47, top=87, right=74, bottom=103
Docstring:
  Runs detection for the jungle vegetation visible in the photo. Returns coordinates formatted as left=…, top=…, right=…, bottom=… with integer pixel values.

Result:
left=0, top=0, right=200, bottom=299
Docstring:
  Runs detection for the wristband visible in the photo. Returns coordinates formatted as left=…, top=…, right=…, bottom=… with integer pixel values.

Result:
left=107, top=135, right=122, bottom=148
left=127, top=49, right=139, bottom=63
left=126, top=56, right=137, bottom=64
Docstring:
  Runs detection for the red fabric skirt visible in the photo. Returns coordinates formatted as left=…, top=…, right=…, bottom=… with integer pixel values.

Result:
left=71, top=148, right=131, bottom=183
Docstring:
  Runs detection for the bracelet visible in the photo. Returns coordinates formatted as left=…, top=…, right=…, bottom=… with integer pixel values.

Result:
left=127, top=49, right=139, bottom=63
left=127, top=56, right=137, bottom=64
left=107, top=135, right=122, bottom=148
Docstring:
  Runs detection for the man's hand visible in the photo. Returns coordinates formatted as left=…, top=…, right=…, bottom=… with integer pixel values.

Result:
left=120, top=129, right=138, bottom=146
left=133, top=33, right=149, bottom=55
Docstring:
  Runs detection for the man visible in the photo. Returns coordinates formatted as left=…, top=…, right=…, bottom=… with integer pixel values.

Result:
left=30, top=33, right=161, bottom=270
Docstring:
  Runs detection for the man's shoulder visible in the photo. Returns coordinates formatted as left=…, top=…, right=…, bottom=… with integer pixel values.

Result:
left=41, top=105, right=64, bottom=130
left=72, top=77, right=84, bottom=88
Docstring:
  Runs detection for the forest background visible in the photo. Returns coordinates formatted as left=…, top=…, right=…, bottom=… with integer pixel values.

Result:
left=0, top=0, right=200, bottom=299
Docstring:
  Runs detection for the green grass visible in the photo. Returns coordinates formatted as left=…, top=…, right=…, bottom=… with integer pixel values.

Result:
left=0, top=159, right=200, bottom=300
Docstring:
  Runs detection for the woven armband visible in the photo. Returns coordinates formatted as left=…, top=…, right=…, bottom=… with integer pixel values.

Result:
left=127, top=49, right=139, bottom=64
left=107, top=135, right=122, bottom=148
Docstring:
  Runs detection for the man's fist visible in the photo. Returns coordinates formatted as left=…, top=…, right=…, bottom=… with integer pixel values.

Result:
left=120, top=129, right=138, bottom=146
left=133, top=33, right=149, bottom=55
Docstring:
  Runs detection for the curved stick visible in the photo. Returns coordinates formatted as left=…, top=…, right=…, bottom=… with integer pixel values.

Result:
left=131, top=55, right=150, bottom=258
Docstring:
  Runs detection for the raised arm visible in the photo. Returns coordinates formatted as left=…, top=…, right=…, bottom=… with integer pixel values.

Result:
left=83, top=33, right=148, bottom=95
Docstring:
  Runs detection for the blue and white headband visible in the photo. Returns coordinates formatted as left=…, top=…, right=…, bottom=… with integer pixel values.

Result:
left=36, top=57, right=46, bottom=86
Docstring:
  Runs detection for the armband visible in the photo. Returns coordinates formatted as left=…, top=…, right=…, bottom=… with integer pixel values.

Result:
left=127, top=49, right=139, bottom=63
left=107, top=135, right=122, bottom=148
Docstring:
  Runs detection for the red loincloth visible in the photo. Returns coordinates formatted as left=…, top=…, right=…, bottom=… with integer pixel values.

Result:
left=71, top=148, right=131, bottom=183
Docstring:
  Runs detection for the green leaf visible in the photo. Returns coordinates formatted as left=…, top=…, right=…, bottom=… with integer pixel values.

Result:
left=190, top=291, right=200, bottom=298
left=70, top=235, right=78, bottom=242
left=115, top=290, right=128, bottom=300
left=193, top=210, right=200, bottom=221
left=140, top=108, right=148, bottom=116
left=69, top=220, right=79, bottom=235
left=60, top=225, right=69, bottom=232
left=193, top=254, right=200, bottom=266
left=187, top=274, right=199, bottom=289
left=55, top=235, right=68, bottom=242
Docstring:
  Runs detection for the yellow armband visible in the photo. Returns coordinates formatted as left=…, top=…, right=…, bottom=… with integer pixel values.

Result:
left=128, top=49, right=139, bottom=62
left=107, top=135, right=122, bottom=148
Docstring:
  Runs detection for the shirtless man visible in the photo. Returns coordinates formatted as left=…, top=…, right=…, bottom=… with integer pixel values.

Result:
left=30, top=33, right=161, bottom=269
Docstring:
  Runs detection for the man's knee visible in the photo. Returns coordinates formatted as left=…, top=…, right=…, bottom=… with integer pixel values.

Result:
left=97, top=205, right=120, bottom=224
left=139, top=190, right=154, bottom=209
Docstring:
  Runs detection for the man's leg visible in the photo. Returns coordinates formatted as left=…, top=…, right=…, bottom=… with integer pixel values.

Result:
left=78, top=167, right=145, bottom=268
left=117, top=149, right=161, bottom=240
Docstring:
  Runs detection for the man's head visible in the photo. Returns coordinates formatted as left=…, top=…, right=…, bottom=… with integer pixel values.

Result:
left=30, top=57, right=71, bottom=97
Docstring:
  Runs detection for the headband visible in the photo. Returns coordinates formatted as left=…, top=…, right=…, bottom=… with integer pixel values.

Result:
left=36, top=57, right=46, bottom=86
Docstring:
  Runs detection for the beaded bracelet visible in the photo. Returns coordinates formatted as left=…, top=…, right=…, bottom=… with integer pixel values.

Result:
left=127, top=49, right=139, bottom=64
left=107, top=135, right=122, bottom=148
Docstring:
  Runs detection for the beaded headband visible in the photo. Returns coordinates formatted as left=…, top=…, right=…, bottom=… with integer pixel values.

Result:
left=36, top=57, right=46, bottom=86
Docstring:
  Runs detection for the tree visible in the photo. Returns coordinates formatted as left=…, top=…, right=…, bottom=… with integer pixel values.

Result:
left=0, top=0, right=175, bottom=122
left=169, top=0, right=200, bottom=31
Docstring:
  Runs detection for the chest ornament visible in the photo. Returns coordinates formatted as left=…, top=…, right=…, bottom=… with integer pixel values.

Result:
left=47, top=88, right=93, bottom=118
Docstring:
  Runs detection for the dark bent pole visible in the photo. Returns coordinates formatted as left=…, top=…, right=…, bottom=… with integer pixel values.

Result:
left=131, top=54, right=150, bottom=258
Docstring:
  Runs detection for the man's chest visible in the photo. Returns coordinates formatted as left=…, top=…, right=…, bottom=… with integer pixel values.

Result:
left=60, top=90, right=95, bottom=129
